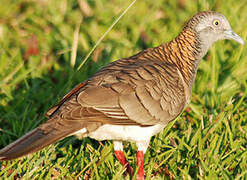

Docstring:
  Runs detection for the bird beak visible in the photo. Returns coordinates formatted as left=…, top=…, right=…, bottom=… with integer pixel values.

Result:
left=224, top=29, right=244, bottom=45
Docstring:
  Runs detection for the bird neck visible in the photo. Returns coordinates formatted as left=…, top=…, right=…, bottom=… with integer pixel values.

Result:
left=159, top=28, right=208, bottom=88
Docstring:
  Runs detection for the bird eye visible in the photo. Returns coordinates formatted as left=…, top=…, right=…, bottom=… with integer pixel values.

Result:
left=213, top=19, right=220, bottom=26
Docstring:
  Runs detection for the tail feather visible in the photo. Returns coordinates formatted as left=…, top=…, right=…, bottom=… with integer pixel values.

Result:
left=0, top=127, right=76, bottom=160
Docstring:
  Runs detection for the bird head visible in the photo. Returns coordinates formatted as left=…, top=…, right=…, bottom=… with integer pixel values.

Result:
left=187, top=12, right=244, bottom=45
left=184, top=11, right=244, bottom=58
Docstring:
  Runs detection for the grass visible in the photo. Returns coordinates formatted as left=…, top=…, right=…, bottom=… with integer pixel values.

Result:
left=0, top=0, right=247, bottom=179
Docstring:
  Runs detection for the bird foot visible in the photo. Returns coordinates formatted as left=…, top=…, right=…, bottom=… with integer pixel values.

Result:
left=136, top=150, right=145, bottom=180
left=114, top=150, right=133, bottom=175
left=114, top=150, right=145, bottom=179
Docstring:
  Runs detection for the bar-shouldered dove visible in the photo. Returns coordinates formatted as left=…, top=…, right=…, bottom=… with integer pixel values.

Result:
left=0, top=11, right=244, bottom=180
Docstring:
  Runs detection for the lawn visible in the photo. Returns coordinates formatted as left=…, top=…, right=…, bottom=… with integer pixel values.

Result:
left=0, top=0, right=247, bottom=179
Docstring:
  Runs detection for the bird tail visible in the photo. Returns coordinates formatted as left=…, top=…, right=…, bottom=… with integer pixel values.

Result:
left=0, top=125, right=79, bottom=160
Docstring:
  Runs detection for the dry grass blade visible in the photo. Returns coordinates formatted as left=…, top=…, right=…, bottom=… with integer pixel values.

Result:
left=71, top=20, right=81, bottom=68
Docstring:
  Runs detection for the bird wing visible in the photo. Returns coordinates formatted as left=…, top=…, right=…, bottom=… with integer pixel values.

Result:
left=45, top=56, right=187, bottom=129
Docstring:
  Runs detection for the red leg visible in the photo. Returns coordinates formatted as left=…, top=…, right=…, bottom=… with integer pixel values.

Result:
left=136, top=151, right=144, bottom=180
left=114, top=150, right=133, bottom=175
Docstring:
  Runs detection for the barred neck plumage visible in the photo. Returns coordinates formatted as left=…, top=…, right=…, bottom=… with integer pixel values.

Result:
left=139, top=28, right=207, bottom=88
left=162, top=28, right=203, bottom=87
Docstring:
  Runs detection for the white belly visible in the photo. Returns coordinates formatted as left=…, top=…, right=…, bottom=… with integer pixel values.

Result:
left=84, top=124, right=166, bottom=142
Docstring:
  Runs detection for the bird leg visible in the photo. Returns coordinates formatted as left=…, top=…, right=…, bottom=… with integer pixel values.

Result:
left=114, top=150, right=133, bottom=175
left=136, top=150, right=144, bottom=180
